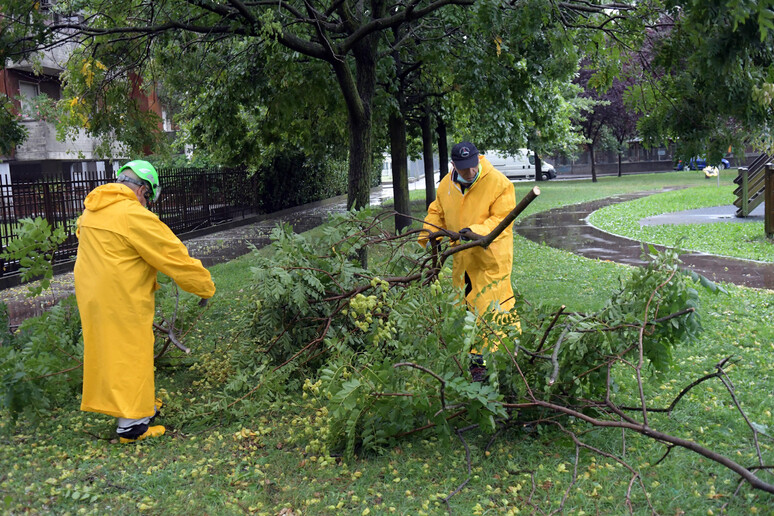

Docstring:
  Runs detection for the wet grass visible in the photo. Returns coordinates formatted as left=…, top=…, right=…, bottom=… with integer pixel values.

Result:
left=2, top=170, right=773, bottom=514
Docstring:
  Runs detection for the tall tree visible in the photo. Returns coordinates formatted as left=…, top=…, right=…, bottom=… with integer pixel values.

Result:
left=575, top=66, right=641, bottom=179
left=607, top=77, right=640, bottom=176
left=573, top=65, right=618, bottom=182
left=387, top=112, right=411, bottom=231
left=418, top=106, right=437, bottom=207
left=383, top=17, right=452, bottom=230
left=632, top=3, right=774, bottom=161
left=445, top=1, right=585, bottom=178
left=436, top=118, right=449, bottom=181
left=8, top=0, right=723, bottom=200
left=3, top=0, right=476, bottom=210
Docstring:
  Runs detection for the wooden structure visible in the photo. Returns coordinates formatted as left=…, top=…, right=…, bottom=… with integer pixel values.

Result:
left=766, top=164, right=774, bottom=238
left=733, top=153, right=772, bottom=217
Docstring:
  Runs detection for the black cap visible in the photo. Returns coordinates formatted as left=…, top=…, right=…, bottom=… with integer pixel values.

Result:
left=451, top=141, right=479, bottom=169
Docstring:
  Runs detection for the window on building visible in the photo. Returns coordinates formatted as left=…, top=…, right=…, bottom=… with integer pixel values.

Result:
left=161, top=108, right=173, bottom=132
left=18, top=82, right=39, bottom=119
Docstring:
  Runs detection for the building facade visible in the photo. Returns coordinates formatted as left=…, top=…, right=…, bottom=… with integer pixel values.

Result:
left=0, top=11, right=167, bottom=213
left=547, top=141, right=760, bottom=177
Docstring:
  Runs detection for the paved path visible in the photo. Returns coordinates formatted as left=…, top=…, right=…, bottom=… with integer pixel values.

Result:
left=514, top=191, right=774, bottom=290
left=640, top=202, right=764, bottom=226
left=3, top=185, right=772, bottom=326
left=184, top=185, right=396, bottom=267
left=0, top=188, right=393, bottom=326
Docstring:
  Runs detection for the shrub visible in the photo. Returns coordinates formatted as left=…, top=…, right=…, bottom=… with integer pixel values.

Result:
left=0, top=216, right=67, bottom=297
left=0, top=297, right=82, bottom=427
left=253, top=151, right=348, bottom=212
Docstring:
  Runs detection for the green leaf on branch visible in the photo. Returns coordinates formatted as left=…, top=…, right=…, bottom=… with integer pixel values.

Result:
left=0, top=217, right=67, bottom=297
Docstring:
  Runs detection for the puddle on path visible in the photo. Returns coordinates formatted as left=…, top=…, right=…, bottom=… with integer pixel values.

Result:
left=515, top=192, right=774, bottom=290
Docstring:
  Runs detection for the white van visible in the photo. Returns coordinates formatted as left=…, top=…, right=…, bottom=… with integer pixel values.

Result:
left=485, top=149, right=557, bottom=181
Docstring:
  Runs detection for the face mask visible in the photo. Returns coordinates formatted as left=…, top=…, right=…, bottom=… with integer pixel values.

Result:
left=456, top=166, right=479, bottom=184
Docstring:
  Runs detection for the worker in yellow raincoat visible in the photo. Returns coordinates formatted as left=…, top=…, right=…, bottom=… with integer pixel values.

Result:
left=418, top=142, right=517, bottom=379
left=74, top=160, right=215, bottom=443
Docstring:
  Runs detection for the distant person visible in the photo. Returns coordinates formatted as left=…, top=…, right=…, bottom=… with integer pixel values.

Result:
left=74, top=160, right=215, bottom=443
left=418, top=142, right=518, bottom=378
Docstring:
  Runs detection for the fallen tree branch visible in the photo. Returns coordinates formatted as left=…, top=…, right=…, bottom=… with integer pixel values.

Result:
left=532, top=305, right=566, bottom=359
left=443, top=424, right=477, bottom=510
left=423, top=187, right=541, bottom=273
left=394, top=362, right=448, bottom=409
left=527, top=398, right=774, bottom=493
left=153, top=283, right=211, bottom=357
left=230, top=183, right=774, bottom=509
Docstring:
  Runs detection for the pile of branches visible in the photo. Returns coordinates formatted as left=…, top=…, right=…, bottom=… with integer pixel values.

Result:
left=227, top=187, right=773, bottom=511
left=5, top=187, right=770, bottom=511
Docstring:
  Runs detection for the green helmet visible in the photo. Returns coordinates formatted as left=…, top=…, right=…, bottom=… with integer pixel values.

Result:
left=116, top=160, right=161, bottom=202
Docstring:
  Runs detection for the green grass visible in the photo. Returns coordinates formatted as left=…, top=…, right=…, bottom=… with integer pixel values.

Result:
left=2, top=170, right=773, bottom=515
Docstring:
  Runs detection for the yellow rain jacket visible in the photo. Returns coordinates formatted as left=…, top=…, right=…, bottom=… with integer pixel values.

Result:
left=75, top=183, right=215, bottom=419
left=418, top=155, right=516, bottom=315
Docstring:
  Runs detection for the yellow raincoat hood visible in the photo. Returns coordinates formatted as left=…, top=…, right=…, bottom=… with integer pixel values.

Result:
left=83, top=182, right=137, bottom=211
left=75, top=183, right=215, bottom=419
left=419, top=156, right=516, bottom=315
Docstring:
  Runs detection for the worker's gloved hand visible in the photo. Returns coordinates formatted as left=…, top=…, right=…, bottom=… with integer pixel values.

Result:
left=458, top=228, right=474, bottom=241
left=198, top=297, right=209, bottom=308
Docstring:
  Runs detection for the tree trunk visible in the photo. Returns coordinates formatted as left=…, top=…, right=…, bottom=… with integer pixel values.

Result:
left=528, top=140, right=543, bottom=182
left=420, top=110, right=436, bottom=208
left=329, top=33, right=378, bottom=265
left=389, top=112, right=411, bottom=233
left=347, top=113, right=372, bottom=210
left=617, top=150, right=622, bottom=177
left=590, top=144, right=598, bottom=183
left=437, top=118, right=449, bottom=181
left=332, top=35, right=378, bottom=211
left=534, top=152, right=543, bottom=182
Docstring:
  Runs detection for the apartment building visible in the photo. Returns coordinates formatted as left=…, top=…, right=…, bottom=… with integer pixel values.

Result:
left=0, top=7, right=166, bottom=197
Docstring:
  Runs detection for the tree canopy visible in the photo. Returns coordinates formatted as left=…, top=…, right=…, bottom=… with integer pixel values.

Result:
left=632, top=1, right=774, bottom=162
left=13, top=0, right=484, bottom=210
left=4, top=0, right=774, bottom=201
left=0, top=0, right=649, bottom=203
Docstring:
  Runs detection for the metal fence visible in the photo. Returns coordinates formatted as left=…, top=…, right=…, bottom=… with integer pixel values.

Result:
left=0, top=166, right=260, bottom=279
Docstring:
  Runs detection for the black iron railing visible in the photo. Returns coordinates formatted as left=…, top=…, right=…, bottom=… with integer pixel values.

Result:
left=0, top=166, right=260, bottom=278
